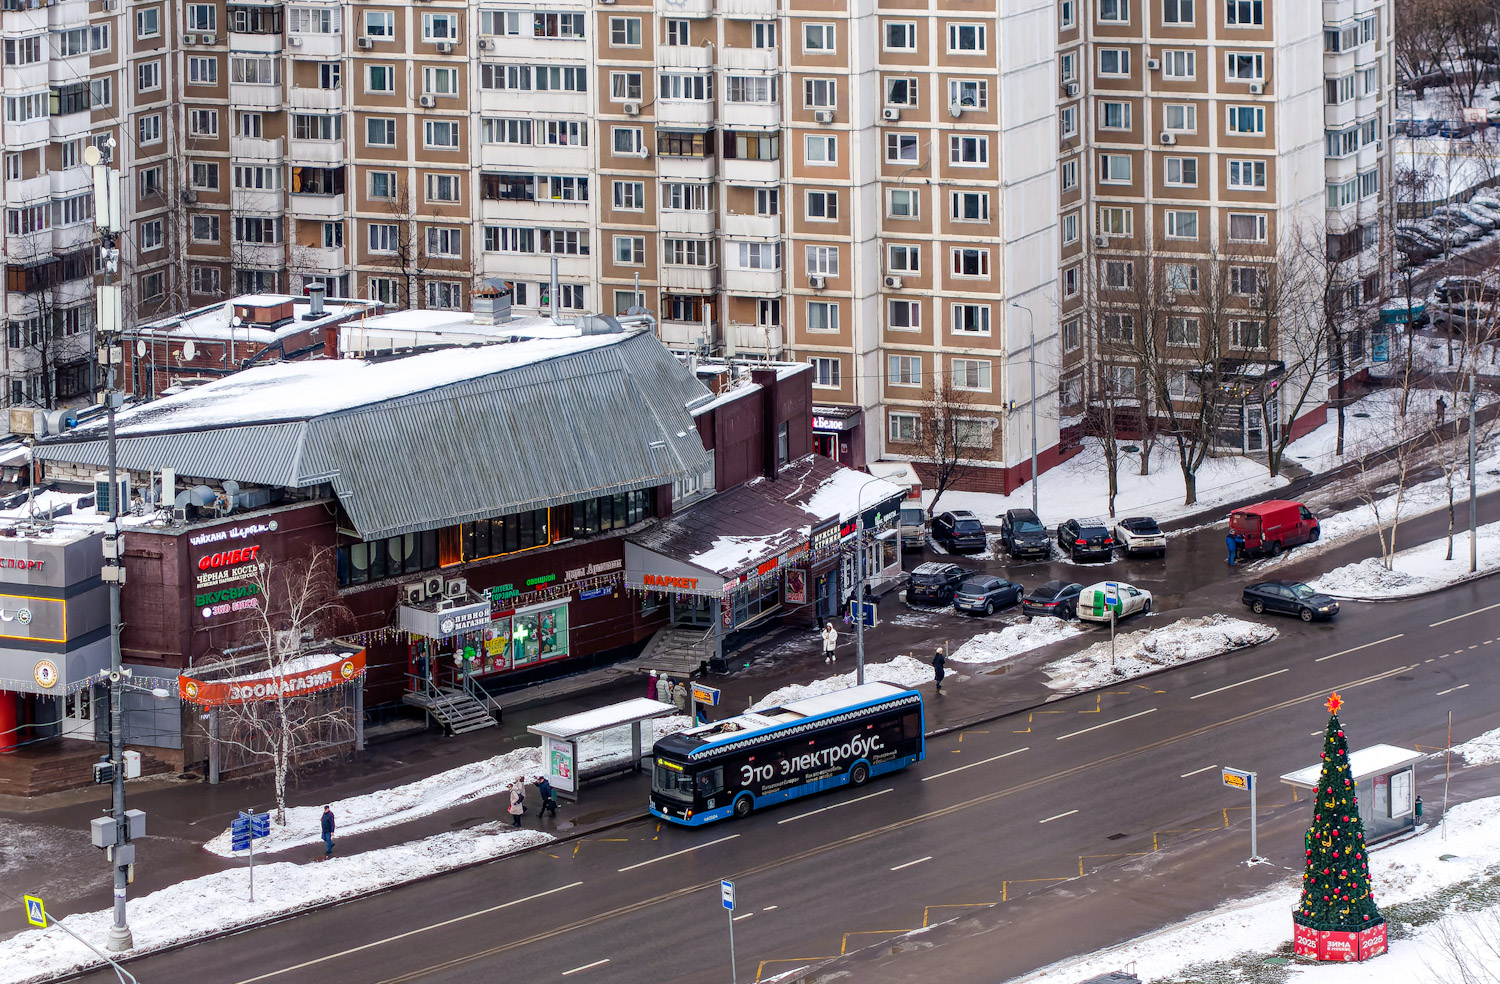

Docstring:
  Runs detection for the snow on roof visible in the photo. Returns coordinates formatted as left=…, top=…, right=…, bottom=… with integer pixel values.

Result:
left=205, top=646, right=363, bottom=685
left=1280, top=743, right=1423, bottom=788
left=778, top=682, right=910, bottom=717
left=690, top=381, right=762, bottom=415
left=527, top=697, right=678, bottom=739
left=134, top=297, right=374, bottom=343
left=690, top=531, right=793, bottom=572
left=798, top=466, right=906, bottom=525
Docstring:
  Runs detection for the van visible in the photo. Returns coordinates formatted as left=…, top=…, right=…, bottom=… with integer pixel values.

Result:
left=899, top=505, right=927, bottom=549
left=1228, top=500, right=1321, bottom=556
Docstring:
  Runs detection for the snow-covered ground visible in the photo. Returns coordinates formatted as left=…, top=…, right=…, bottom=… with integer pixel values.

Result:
left=948, top=617, right=1084, bottom=665
left=1309, top=519, right=1500, bottom=599
left=1454, top=726, right=1500, bottom=767
left=1282, top=387, right=1452, bottom=471
left=746, top=654, right=935, bottom=711
left=1042, top=615, right=1277, bottom=692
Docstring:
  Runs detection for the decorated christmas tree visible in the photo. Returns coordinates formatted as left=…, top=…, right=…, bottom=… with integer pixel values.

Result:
left=1293, top=693, right=1385, bottom=960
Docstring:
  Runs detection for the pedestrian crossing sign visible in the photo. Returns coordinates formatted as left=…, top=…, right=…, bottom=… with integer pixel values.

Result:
left=23, top=895, right=45, bottom=928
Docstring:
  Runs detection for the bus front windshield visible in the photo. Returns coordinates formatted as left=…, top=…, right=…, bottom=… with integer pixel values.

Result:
left=653, top=758, right=695, bottom=801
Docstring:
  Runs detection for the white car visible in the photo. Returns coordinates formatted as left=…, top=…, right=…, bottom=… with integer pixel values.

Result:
left=1076, top=581, right=1153, bottom=622
left=1114, top=516, right=1166, bottom=558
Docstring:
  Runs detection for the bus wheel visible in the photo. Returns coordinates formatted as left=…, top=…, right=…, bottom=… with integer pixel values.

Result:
left=733, top=795, right=753, bottom=819
left=850, top=762, right=870, bottom=787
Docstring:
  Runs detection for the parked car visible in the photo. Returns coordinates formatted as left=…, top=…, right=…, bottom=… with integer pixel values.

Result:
left=1400, top=117, right=1440, bottom=136
left=953, top=576, right=1024, bottom=616
left=999, top=508, right=1052, bottom=559
left=1057, top=517, right=1115, bottom=561
left=899, top=504, right=927, bottom=550
left=1394, top=233, right=1440, bottom=264
left=1227, top=499, right=1320, bottom=556
left=1429, top=276, right=1495, bottom=330
left=1076, top=581, right=1153, bottom=623
left=1022, top=580, right=1084, bottom=619
left=906, top=562, right=970, bottom=606
left=1442, top=204, right=1499, bottom=231
left=1242, top=580, right=1340, bottom=622
left=1438, top=119, right=1476, bottom=139
left=1427, top=214, right=1483, bottom=245
left=1404, top=223, right=1455, bottom=250
left=932, top=510, right=988, bottom=553
left=1113, top=516, right=1167, bottom=558
left=1470, top=194, right=1500, bottom=215
left=1432, top=276, right=1491, bottom=305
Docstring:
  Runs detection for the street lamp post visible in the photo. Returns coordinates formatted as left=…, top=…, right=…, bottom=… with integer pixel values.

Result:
left=1010, top=302, right=1039, bottom=516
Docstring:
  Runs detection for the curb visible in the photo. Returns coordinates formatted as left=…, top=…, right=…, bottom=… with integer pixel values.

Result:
left=1318, top=563, right=1500, bottom=602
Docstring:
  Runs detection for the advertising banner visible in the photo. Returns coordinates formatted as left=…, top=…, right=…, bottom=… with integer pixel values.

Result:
left=546, top=736, right=576, bottom=793
left=179, top=648, right=365, bottom=707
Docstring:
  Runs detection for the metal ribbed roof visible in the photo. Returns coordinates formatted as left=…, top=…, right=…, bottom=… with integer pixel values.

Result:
left=36, top=331, right=713, bottom=540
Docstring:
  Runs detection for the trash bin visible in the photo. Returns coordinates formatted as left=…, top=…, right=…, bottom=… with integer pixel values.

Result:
left=707, top=656, right=728, bottom=675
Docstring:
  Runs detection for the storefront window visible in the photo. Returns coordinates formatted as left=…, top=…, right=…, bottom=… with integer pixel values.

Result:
left=482, top=619, right=512, bottom=674
left=510, top=603, right=569, bottom=666
left=461, top=507, right=550, bottom=562
left=339, top=530, right=441, bottom=587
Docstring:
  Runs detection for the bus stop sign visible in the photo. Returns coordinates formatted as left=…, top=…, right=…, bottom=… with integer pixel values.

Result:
left=1222, top=767, right=1251, bottom=790
left=721, top=880, right=735, bottom=911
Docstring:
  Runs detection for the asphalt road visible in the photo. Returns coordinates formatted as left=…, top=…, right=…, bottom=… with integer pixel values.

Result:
left=79, top=564, right=1500, bottom=984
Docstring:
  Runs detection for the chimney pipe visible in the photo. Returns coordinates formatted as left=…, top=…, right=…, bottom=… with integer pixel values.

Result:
left=550, top=257, right=562, bottom=324
left=307, top=283, right=326, bottom=317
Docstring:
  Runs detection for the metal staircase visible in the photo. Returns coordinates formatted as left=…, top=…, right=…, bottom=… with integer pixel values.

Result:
left=403, top=680, right=499, bottom=735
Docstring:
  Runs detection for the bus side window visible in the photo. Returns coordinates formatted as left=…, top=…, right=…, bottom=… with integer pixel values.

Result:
left=697, top=766, right=724, bottom=797
left=902, top=713, right=920, bottom=740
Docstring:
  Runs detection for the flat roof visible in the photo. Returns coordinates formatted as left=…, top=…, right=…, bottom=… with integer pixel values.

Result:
left=528, top=697, right=678, bottom=740
left=1280, top=743, right=1423, bottom=788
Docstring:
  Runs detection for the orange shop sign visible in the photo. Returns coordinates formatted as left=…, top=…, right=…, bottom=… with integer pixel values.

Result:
left=643, top=573, right=699, bottom=590
left=179, top=648, right=365, bottom=707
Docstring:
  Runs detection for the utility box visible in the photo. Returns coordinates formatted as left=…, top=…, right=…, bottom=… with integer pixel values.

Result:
left=122, top=750, right=141, bottom=779
left=92, top=758, right=114, bottom=785
left=90, top=815, right=117, bottom=849
left=124, top=809, right=145, bottom=840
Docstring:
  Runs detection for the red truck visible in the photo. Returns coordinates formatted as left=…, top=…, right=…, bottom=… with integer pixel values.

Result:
left=1228, top=500, right=1321, bottom=556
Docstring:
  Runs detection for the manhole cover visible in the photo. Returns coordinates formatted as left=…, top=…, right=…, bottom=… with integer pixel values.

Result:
left=1107, top=832, right=1128, bottom=841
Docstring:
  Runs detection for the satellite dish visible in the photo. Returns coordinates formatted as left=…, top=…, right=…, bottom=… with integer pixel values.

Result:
left=82, top=145, right=101, bottom=167
left=135, top=340, right=146, bottom=357
left=182, top=340, right=196, bottom=361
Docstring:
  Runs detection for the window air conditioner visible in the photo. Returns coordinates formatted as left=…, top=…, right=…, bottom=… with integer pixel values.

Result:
left=1094, top=235, right=1109, bottom=247
left=401, top=583, right=426, bottom=606
left=813, top=109, right=834, bottom=124
left=809, top=275, right=826, bottom=289
left=357, top=37, right=374, bottom=49
left=436, top=41, right=454, bottom=53
left=477, top=38, right=489, bottom=49
left=182, top=33, right=196, bottom=44
left=287, top=35, right=302, bottom=46
left=1146, top=58, right=1160, bottom=70
left=1160, top=131, right=1175, bottom=144
left=883, top=275, right=903, bottom=289
left=623, top=102, right=640, bottom=115
left=444, top=577, right=468, bottom=599
left=200, top=35, right=215, bottom=44
left=1064, top=82, right=1079, bottom=97
left=1249, top=82, right=1264, bottom=95
left=419, top=94, right=436, bottom=107
left=882, top=108, right=900, bottom=121
left=423, top=575, right=445, bottom=598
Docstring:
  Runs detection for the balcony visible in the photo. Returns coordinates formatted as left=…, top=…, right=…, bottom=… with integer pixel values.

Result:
left=231, top=136, right=284, bottom=161
left=659, top=0, right=712, bottom=16
left=289, top=192, right=344, bottom=217
left=479, top=197, right=588, bottom=223
left=478, top=89, right=588, bottom=117
left=289, top=87, right=343, bottom=112
left=660, top=264, right=719, bottom=293
left=0, top=7, right=46, bottom=34
left=722, top=212, right=779, bottom=238
left=656, top=154, right=716, bottom=181
left=232, top=188, right=284, bottom=213
left=659, top=45, right=715, bottom=70
left=233, top=242, right=285, bottom=267
left=484, top=252, right=589, bottom=281
left=719, top=0, right=776, bottom=17
left=657, top=320, right=715, bottom=350
left=51, top=222, right=92, bottom=250
left=659, top=210, right=716, bottom=236
left=49, top=110, right=89, bottom=141
left=722, top=267, right=781, bottom=297
left=477, top=143, right=587, bottom=171
left=288, top=138, right=344, bottom=165
left=1324, top=103, right=1356, bottom=129
left=48, top=51, right=89, bottom=84
left=722, top=47, right=778, bottom=72
left=47, top=0, right=88, bottom=26
left=228, top=31, right=282, bottom=54
left=725, top=320, right=783, bottom=357
left=2, top=118, right=48, bottom=150
left=296, top=244, right=345, bottom=273
left=5, top=61, right=47, bottom=91
left=5, top=174, right=50, bottom=206
left=49, top=165, right=90, bottom=196
left=720, top=102, right=780, bottom=130
left=657, top=99, right=715, bottom=128
left=286, top=31, right=342, bottom=58
left=230, top=83, right=284, bottom=110
left=719, top=157, right=778, bottom=184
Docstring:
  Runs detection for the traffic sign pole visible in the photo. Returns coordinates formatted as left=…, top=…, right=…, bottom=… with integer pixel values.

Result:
left=722, top=879, right=737, bottom=984
left=1221, top=768, right=1260, bottom=863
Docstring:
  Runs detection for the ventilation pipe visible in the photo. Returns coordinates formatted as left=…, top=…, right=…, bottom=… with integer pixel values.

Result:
left=306, top=283, right=326, bottom=319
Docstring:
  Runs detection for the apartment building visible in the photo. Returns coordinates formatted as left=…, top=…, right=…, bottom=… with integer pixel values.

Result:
left=1056, top=0, right=1392, bottom=452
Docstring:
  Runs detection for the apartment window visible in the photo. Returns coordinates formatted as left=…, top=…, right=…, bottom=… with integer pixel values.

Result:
left=368, top=222, right=399, bottom=254
left=1103, top=313, right=1134, bottom=342
left=1099, top=48, right=1130, bottom=76
left=191, top=266, right=221, bottom=295
left=1226, top=105, right=1264, bottom=135
left=136, top=218, right=163, bottom=252
left=1361, top=65, right=1379, bottom=95
left=951, top=248, right=989, bottom=277
left=231, top=56, right=279, bottom=85
left=662, top=237, right=711, bottom=265
left=543, top=120, right=587, bottom=147
left=951, top=358, right=991, bottom=392
left=1227, top=158, right=1266, bottom=189
left=369, top=171, right=396, bottom=200
left=803, top=78, right=836, bottom=108
left=1059, top=0, right=1077, bottom=29
left=294, top=114, right=341, bottom=140
left=1060, top=105, right=1078, bottom=139
left=951, top=191, right=989, bottom=221
left=1164, top=156, right=1197, bottom=186
left=233, top=216, right=282, bottom=243
left=1226, top=0, right=1263, bottom=26
left=424, top=226, right=462, bottom=258
left=952, top=303, right=990, bottom=334
left=140, top=271, right=165, bottom=302
left=608, top=72, right=642, bottom=102
left=1104, top=260, right=1133, bottom=288
left=949, top=135, right=988, bottom=165
left=884, top=21, right=916, bottom=50
left=752, top=21, right=776, bottom=48
left=1163, top=103, right=1197, bottom=131
left=137, top=61, right=161, bottom=93
left=806, top=190, right=837, bottom=220
left=11, top=151, right=28, bottom=177
left=188, top=56, right=217, bottom=85
left=315, top=63, right=341, bottom=90
left=535, top=66, right=588, bottom=92
left=665, top=19, right=689, bottom=45
left=135, top=7, right=160, bottom=39
left=887, top=244, right=920, bottom=273
left=724, top=131, right=778, bottom=160
left=806, top=246, right=839, bottom=276
left=5, top=204, right=47, bottom=235
left=3, top=37, right=41, bottom=65
left=233, top=164, right=280, bottom=190
left=805, top=134, right=837, bottom=165
left=659, top=73, right=712, bottom=101
left=1063, top=266, right=1079, bottom=298
left=757, top=299, right=781, bottom=328
left=481, top=118, right=531, bottom=146
left=89, top=24, right=109, bottom=51
left=1360, top=14, right=1377, bottom=44
left=1099, top=206, right=1132, bottom=236
left=1166, top=263, right=1199, bottom=292
left=1062, top=212, right=1080, bottom=245
left=888, top=300, right=920, bottom=331
left=725, top=76, right=778, bottom=103
left=885, top=77, right=918, bottom=106
left=1226, top=52, right=1264, bottom=80
left=611, top=126, right=644, bottom=156
left=1358, top=167, right=1379, bottom=199
left=1229, top=266, right=1263, bottom=296
left=1098, top=0, right=1128, bottom=22
left=424, top=173, right=460, bottom=203
left=807, top=301, right=839, bottom=333
left=1060, top=52, right=1077, bottom=83
left=736, top=241, right=781, bottom=269
left=427, top=281, right=463, bottom=310
left=189, top=109, right=218, bottom=136
left=364, top=11, right=394, bottom=37
left=885, top=132, right=919, bottom=163
left=662, top=182, right=711, bottom=210
left=424, top=120, right=460, bottom=149
left=613, top=236, right=645, bottom=265
left=1099, top=101, right=1130, bottom=130
left=950, top=79, right=987, bottom=110
left=803, top=22, right=835, bottom=52
left=1099, top=153, right=1131, bottom=183
left=422, top=12, right=459, bottom=41
left=955, top=420, right=990, bottom=448
left=756, top=188, right=780, bottom=215
left=1165, top=209, right=1198, bottom=240
left=1228, top=212, right=1267, bottom=243
left=190, top=161, right=219, bottom=190
left=888, top=355, right=921, bottom=386
left=888, top=189, right=918, bottom=218
left=606, top=181, right=643, bottom=212
left=89, top=78, right=111, bottom=107
left=1231, top=320, right=1267, bottom=348
left=889, top=412, right=920, bottom=443
left=1063, top=318, right=1081, bottom=351
left=1159, top=317, right=1200, bottom=347
left=609, top=17, right=641, bottom=46
left=1163, top=0, right=1194, bottom=25
left=423, top=67, right=458, bottom=96
left=138, top=114, right=162, bottom=145
left=1325, top=75, right=1355, bottom=105
left=1161, top=50, right=1195, bottom=79
left=947, top=23, right=986, bottom=53
left=809, top=357, right=841, bottom=387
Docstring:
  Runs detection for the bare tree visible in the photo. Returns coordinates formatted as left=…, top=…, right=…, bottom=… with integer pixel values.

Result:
left=1393, top=0, right=1445, bottom=92
left=381, top=183, right=433, bottom=311
left=1335, top=374, right=1431, bottom=570
left=1434, top=0, right=1499, bottom=111
left=5, top=231, right=96, bottom=408
left=918, top=381, right=980, bottom=517
left=198, top=550, right=353, bottom=825
left=1255, top=230, right=1336, bottom=477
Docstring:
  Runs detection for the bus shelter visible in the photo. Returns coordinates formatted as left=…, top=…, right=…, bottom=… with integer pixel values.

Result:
left=527, top=697, right=678, bottom=802
left=1280, top=743, right=1423, bottom=843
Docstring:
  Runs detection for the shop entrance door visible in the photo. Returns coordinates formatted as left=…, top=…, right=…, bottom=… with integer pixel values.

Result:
left=813, top=432, right=839, bottom=462
left=669, top=593, right=714, bottom=628
left=62, top=685, right=94, bottom=739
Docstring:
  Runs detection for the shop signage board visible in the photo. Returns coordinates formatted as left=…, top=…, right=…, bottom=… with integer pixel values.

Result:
left=437, top=602, right=491, bottom=636
left=0, top=595, right=65, bottom=643
left=179, top=648, right=366, bottom=707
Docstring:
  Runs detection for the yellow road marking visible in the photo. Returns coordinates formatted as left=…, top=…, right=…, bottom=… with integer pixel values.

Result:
left=1013, top=713, right=1033, bottom=734
left=1001, top=878, right=1070, bottom=903
left=1079, top=852, right=1152, bottom=876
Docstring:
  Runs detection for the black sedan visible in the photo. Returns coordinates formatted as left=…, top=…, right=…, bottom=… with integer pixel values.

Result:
left=1058, top=518, right=1115, bottom=561
left=1021, top=580, right=1083, bottom=619
left=906, top=562, right=970, bottom=606
left=1242, top=580, right=1340, bottom=622
left=953, top=576, right=1023, bottom=616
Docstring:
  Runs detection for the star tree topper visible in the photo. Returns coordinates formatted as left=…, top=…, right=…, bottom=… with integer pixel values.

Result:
left=1325, top=692, right=1343, bottom=715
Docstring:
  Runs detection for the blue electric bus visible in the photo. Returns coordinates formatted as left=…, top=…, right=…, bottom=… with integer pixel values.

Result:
left=649, top=682, right=925, bottom=826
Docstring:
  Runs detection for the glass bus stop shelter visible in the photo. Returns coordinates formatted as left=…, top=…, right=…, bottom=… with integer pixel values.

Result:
left=527, top=697, right=679, bottom=802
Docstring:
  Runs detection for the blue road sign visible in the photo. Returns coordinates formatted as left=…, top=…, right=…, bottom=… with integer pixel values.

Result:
left=250, top=815, right=270, bottom=838
left=24, top=895, right=45, bottom=928
left=231, top=818, right=250, bottom=837
left=721, top=880, right=734, bottom=911
left=231, top=837, right=250, bottom=852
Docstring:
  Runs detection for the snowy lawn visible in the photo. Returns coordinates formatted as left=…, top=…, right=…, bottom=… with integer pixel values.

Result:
left=2, top=824, right=555, bottom=984
left=746, top=655, right=935, bottom=711
left=948, top=616, right=1084, bottom=665
left=1042, top=615, right=1277, bottom=692
left=1454, top=726, right=1500, bottom=767
left=1282, top=387, right=1451, bottom=472
left=1308, top=519, right=1500, bottom=599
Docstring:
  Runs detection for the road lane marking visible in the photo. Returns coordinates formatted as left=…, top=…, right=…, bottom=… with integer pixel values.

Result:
left=777, top=788, right=892, bottom=823
left=764, top=905, right=779, bottom=911
left=562, top=959, right=610, bottom=976
left=733, top=912, right=754, bottom=922
left=1430, top=603, right=1500, bottom=627
left=617, top=834, right=739, bottom=872
left=890, top=856, right=932, bottom=871
left=1437, top=684, right=1471, bottom=696
left=1056, top=709, right=1157, bottom=741
left=1180, top=765, right=1218, bottom=778
left=922, top=747, right=1029, bottom=780
left=230, top=882, right=584, bottom=984
left=1039, top=810, right=1078, bottom=824
left=1315, top=633, right=1404, bottom=662
left=1190, top=668, right=1289, bottom=700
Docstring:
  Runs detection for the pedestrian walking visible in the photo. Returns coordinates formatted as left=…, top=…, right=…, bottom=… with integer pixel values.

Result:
left=932, top=646, right=946, bottom=695
left=647, top=669, right=659, bottom=699
left=1436, top=396, right=1447, bottom=426
left=821, top=620, right=838, bottom=663
left=655, top=672, right=671, bottom=704
left=320, top=806, right=335, bottom=860
left=671, top=680, right=689, bottom=714
left=508, top=781, right=525, bottom=827
left=534, top=775, right=558, bottom=818
left=1225, top=531, right=1239, bottom=566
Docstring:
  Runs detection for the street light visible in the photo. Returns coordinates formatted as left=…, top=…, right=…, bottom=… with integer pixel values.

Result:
left=851, top=476, right=893, bottom=687
left=1009, top=302, right=1039, bottom=516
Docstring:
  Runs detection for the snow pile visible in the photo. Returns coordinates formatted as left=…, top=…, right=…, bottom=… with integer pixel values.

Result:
left=1453, top=724, right=1500, bottom=767
left=748, top=655, right=933, bottom=711
left=949, top=617, right=1083, bottom=665
left=204, top=746, right=544, bottom=857
left=1, top=824, right=553, bottom=984
left=1043, top=615, right=1277, bottom=692
left=1308, top=519, right=1500, bottom=599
